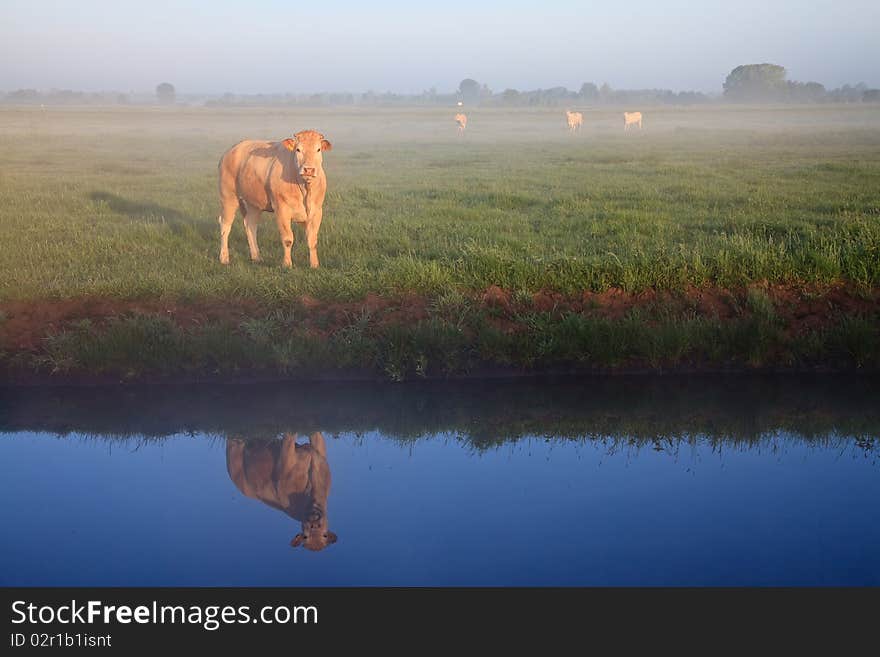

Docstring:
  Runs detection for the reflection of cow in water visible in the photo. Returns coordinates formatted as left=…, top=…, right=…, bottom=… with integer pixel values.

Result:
left=226, top=432, right=337, bottom=551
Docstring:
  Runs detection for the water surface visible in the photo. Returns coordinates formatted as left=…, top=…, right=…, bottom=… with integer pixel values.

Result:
left=1, top=376, right=878, bottom=586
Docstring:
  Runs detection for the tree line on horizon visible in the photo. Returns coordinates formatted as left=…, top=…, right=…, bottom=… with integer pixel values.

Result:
left=722, top=64, right=879, bottom=103
left=3, top=65, right=878, bottom=107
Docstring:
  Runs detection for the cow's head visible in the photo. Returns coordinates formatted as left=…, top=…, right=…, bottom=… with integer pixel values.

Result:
left=282, top=130, right=332, bottom=183
left=290, top=505, right=337, bottom=552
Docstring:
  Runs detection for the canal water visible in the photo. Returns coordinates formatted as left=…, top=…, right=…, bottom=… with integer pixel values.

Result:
left=1, top=376, right=877, bottom=586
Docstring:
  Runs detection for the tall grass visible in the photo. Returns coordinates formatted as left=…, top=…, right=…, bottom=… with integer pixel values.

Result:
left=24, top=303, right=878, bottom=381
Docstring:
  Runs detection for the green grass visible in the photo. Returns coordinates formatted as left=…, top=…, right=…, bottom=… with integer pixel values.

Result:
left=2, top=104, right=879, bottom=301
left=22, top=304, right=879, bottom=381
left=1, top=104, right=879, bottom=379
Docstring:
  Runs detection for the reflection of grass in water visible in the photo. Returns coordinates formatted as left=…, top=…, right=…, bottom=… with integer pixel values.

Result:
left=43, top=431, right=876, bottom=467
left=4, top=377, right=879, bottom=455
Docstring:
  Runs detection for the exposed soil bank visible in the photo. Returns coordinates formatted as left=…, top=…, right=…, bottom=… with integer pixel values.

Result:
left=2, top=283, right=878, bottom=384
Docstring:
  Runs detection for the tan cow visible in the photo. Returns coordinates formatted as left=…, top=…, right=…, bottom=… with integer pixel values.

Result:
left=226, top=432, right=336, bottom=551
left=623, top=111, right=643, bottom=130
left=218, top=130, right=332, bottom=268
left=565, top=110, right=583, bottom=132
left=454, top=112, right=467, bottom=135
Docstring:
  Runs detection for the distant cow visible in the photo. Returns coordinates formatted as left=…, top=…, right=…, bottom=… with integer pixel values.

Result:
left=454, top=112, right=467, bottom=135
left=226, top=432, right=337, bottom=551
left=565, top=110, right=583, bottom=132
left=218, top=129, right=332, bottom=268
left=623, top=111, right=643, bottom=130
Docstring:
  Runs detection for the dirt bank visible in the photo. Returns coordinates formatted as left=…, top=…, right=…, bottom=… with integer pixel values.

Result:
left=2, top=283, right=878, bottom=383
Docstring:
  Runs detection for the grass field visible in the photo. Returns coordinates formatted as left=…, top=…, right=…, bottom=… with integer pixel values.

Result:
left=1, top=104, right=879, bottom=380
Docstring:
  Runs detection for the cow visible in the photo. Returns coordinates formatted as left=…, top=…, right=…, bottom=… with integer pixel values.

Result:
left=623, top=111, right=643, bottom=131
left=565, top=110, right=583, bottom=132
left=454, top=112, right=467, bottom=135
left=218, top=130, right=332, bottom=269
left=226, top=432, right=337, bottom=551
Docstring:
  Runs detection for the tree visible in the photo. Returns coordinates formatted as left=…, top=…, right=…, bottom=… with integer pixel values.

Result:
left=8, top=89, right=40, bottom=102
left=500, top=88, right=521, bottom=105
left=723, top=64, right=787, bottom=101
left=579, top=82, right=599, bottom=101
left=787, top=81, right=826, bottom=103
left=156, top=82, right=176, bottom=104
left=539, top=86, right=574, bottom=106
left=458, top=78, right=480, bottom=105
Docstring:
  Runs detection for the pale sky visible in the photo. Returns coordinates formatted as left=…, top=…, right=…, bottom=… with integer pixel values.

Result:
left=1, top=0, right=878, bottom=94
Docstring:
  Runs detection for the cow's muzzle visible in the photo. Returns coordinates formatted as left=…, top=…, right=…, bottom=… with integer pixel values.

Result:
left=300, top=167, right=316, bottom=178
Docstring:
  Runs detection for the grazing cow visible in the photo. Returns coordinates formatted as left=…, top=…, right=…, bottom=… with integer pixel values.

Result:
left=454, top=112, right=467, bottom=135
left=226, top=432, right=337, bottom=551
left=218, top=130, right=332, bottom=268
left=565, top=110, right=583, bottom=132
left=623, top=111, right=643, bottom=130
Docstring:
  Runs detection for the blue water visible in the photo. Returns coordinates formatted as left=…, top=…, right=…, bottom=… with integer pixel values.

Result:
left=1, top=378, right=878, bottom=586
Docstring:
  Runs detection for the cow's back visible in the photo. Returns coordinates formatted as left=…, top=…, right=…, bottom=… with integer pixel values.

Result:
left=226, top=439, right=282, bottom=507
left=226, top=439, right=329, bottom=520
left=218, top=140, right=279, bottom=212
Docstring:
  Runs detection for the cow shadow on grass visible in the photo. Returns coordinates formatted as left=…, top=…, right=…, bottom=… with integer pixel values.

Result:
left=226, top=432, right=338, bottom=552
left=89, top=191, right=217, bottom=241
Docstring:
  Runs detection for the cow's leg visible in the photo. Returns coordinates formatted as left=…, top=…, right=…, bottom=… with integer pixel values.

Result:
left=277, top=433, right=300, bottom=477
left=306, top=208, right=323, bottom=269
left=308, top=431, right=327, bottom=457
left=226, top=439, right=249, bottom=493
left=243, top=207, right=262, bottom=262
left=275, top=209, right=295, bottom=268
left=218, top=198, right=238, bottom=265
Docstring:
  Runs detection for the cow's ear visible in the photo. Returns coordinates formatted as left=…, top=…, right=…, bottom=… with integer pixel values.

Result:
left=282, top=138, right=297, bottom=151
left=291, top=533, right=304, bottom=547
left=326, top=531, right=338, bottom=544
left=320, top=139, right=332, bottom=152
